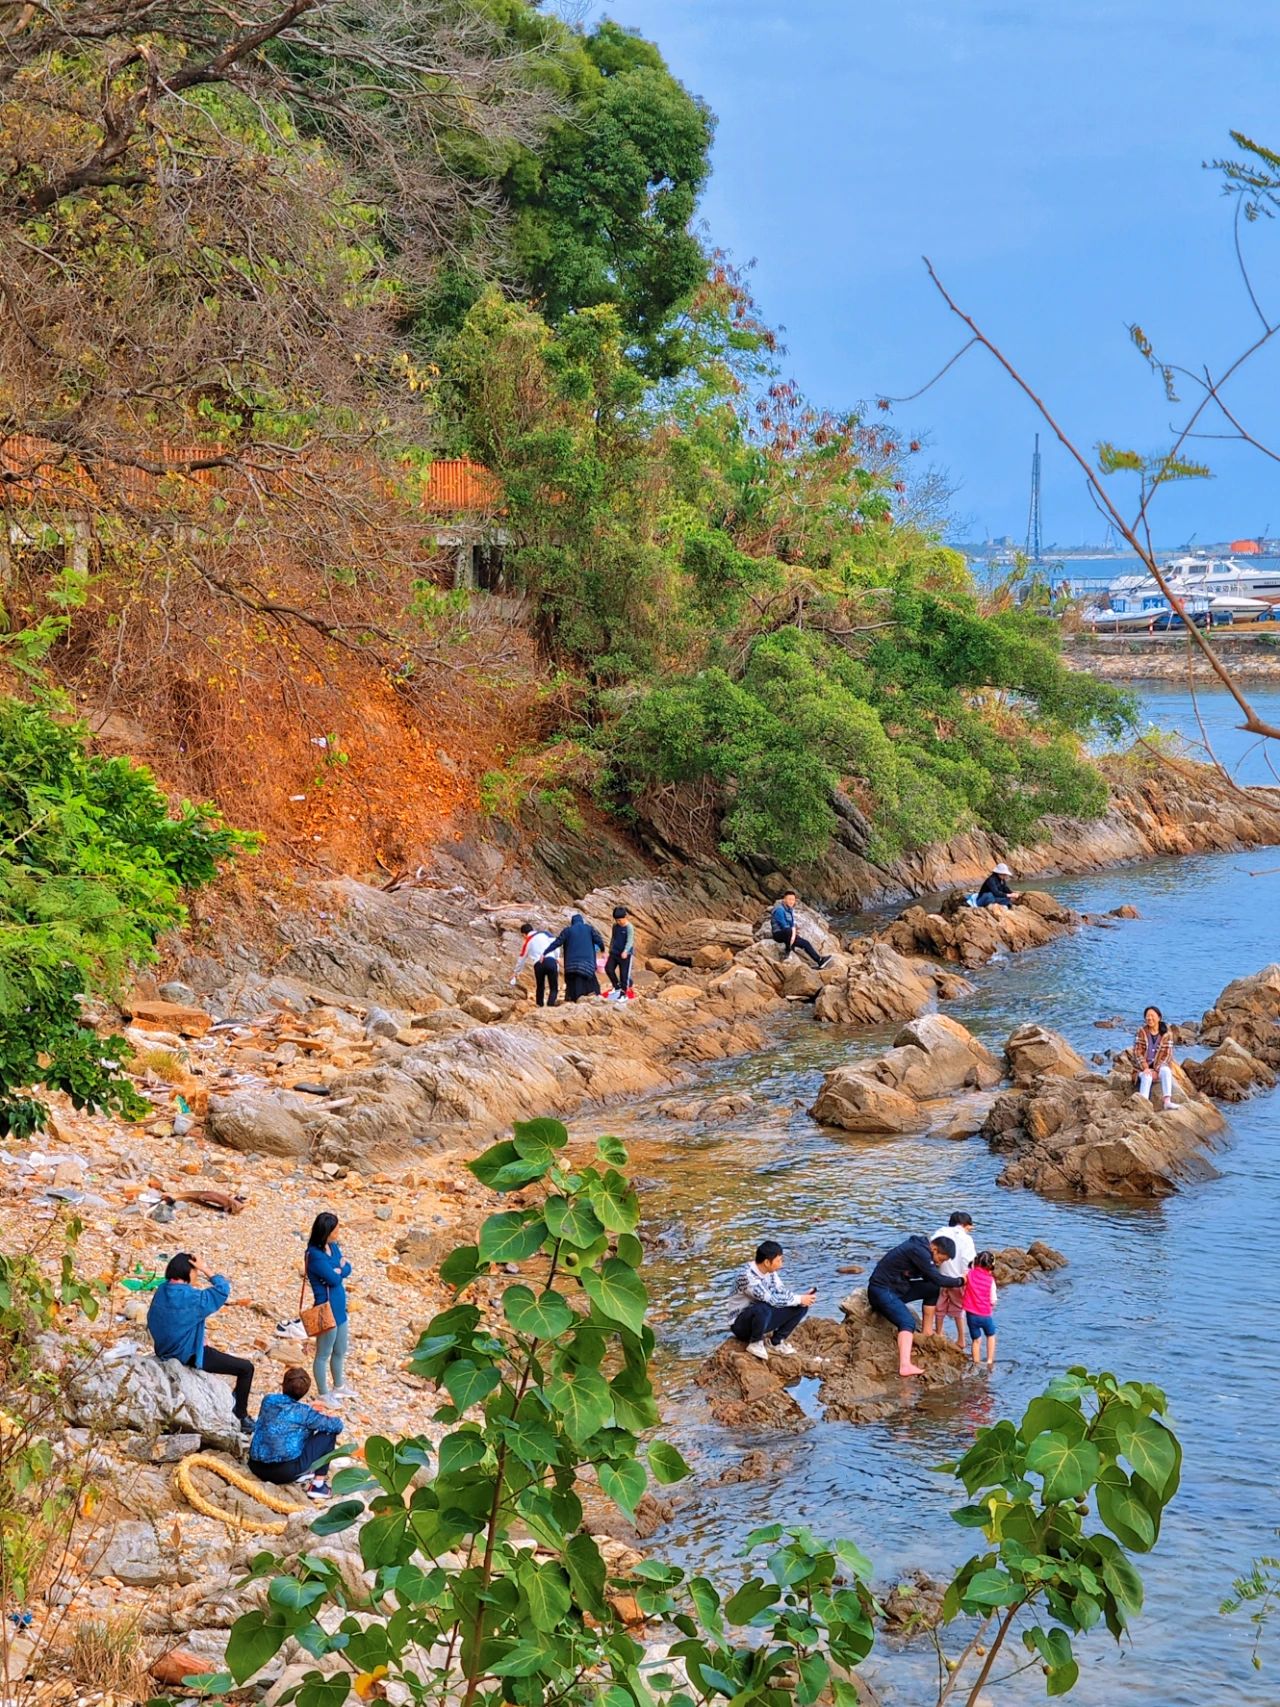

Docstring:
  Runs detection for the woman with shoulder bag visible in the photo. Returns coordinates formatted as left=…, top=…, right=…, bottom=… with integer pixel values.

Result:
left=304, top=1212, right=353, bottom=1398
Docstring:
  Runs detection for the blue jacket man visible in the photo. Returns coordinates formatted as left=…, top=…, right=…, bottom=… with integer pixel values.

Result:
left=546, top=912, right=605, bottom=1002
left=769, top=890, right=827, bottom=969
left=146, top=1253, right=255, bottom=1427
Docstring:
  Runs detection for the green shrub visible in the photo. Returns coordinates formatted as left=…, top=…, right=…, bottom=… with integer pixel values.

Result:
left=0, top=696, right=253, bottom=1135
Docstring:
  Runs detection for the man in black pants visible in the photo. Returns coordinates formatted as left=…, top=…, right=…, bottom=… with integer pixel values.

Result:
left=730, top=1239, right=817, bottom=1361
left=147, top=1252, right=256, bottom=1432
left=770, top=890, right=830, bottom=968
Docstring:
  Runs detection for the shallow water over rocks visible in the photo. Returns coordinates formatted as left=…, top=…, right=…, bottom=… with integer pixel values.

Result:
left=604, top=691, right=1280, bottom=1705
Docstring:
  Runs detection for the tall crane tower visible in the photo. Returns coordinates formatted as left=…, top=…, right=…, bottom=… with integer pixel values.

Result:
left=1025, top=433, right=1043, bottom=562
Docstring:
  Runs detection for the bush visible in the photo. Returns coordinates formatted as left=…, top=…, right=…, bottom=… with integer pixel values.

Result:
left=0, top=696, right=253, bottom=1135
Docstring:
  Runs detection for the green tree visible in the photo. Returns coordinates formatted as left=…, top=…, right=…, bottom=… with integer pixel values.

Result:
left=0, top=698, right=251, bottom=1136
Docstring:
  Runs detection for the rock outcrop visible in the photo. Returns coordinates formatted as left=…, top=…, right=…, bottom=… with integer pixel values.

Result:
left=981, top=1030, right=1225, bottom=1197
left=1184, top=1036, right=1278, bottom=1102
left=877, top=890, right=1085, bottom=969
left=990, top=1242, right=1069, bottom=1286
left=67, top=1357, right=242, bottom=1450
left=812, top=941, right=971, bottom=1026
left=1003, top=1024, right=1090, bottom=1086
left=810, top=1015, right=1001, bottom=1135
left=1192, top=964, right=1280, bottom=1101
left=696, top=1296, right=972, bottom=1431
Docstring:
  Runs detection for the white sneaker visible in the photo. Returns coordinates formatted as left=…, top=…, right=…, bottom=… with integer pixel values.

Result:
left=771, top=1341, right=797, bottom=1356
left=746, top=1340, right=770, bottom=1361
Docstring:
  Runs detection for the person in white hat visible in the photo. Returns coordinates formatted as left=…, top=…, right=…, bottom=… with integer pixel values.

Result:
left=976, top=863, right=1015, bottom=908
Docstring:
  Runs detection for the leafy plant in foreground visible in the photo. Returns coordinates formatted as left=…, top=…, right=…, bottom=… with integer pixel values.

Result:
left=204, top=1121, right=1178, bottom=1707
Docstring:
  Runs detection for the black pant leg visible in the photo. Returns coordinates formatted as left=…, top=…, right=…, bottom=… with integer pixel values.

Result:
left=249, top=1454, right=306, bottom=1485
left=768, top=1302, right=808, bottom=1344
left=604, top=952, right=622, bottom=990
left=794, top=935, right=824, bottom=967
left=731, top=1300, right=770, bottom=1343
left=200, top=1345, right=255, bottom=1418
left=618, top=954, right=633, bottom=990
left=771, top=930, right=792, bottom=958
left=542, top=959, right=559, bottom=1005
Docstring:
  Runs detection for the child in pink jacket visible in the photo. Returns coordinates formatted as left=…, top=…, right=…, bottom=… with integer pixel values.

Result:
left=963, top=1251, right=998, bottom=1368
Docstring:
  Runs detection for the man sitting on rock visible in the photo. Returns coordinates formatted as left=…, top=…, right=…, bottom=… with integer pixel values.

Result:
left=867, top=1234, right=965, bottom=1377
left=770, top=891, right=831, bottom=968
left=975, top=864, right=1015, bottom=908
left=731, top=1240, right=817, bottom=1361
left=147, top=1252, right=256, bottom=1433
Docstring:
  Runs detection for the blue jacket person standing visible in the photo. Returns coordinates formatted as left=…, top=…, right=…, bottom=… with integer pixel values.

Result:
left=306, top=1212, right=353, bottom=1398
left=147, top=1252, right=255, bottom=1430
left=546, top=912, right=605, bottom=1002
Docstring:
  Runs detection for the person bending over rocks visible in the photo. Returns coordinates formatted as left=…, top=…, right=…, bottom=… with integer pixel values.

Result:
left=929, top=1211, right=975, bottom=1348
left=731, top=1239, right=818, bottom=1361
left=546, top=911, right=605, bottom=1002
left=510, top=922, right=560, bottom=1008
left=867, top=1235, right=965, bottom=1377
left=248, top=1366, right=343, bottom=1499
left=770, top=891, right=831, bottom=968
left=147, top=1252, right=255, bottom=1432
left=975, top=863, right=1015, bottom=908
left=1134, top=1004, right=1176, bottom=1110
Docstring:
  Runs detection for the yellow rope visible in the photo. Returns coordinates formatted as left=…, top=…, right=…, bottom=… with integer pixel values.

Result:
left=174, top=1452, right=309, bottom=1535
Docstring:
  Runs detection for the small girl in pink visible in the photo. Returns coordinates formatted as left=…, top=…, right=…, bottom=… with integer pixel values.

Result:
left=963, top=1251, right=998, bottom=1367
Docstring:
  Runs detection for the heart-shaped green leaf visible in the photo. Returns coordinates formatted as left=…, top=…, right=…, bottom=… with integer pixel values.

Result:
left=580, top=1258, right=647, bottom=1333
left=1026, top=1431, right=1101, bottom=1502
left=504, top=1283, right=575, bottom=1340
left=599, top=1455, right=647, bottom=1519
left=478, top=1212, right=547, bottom=1264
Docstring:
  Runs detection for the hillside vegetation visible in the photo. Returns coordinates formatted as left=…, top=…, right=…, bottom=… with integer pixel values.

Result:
left=0, top=0, right=1135, bottom=1124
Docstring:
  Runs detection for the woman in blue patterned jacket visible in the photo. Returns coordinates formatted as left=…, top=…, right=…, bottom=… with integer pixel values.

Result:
left=248, top=1367, right=343, bottom=1497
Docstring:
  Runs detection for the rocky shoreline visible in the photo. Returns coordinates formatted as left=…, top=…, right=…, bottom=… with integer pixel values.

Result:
left=1066, top=640, right=1280, bottom=680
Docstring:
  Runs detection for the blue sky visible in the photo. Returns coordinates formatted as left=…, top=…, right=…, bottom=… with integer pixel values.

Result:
left=591, top=0, right=1280, bottom=547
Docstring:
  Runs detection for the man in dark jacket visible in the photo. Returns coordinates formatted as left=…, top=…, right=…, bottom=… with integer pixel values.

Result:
left=769, top=891, right=829, bottom=968
left=147, top=1252, right=256, bottom=1430
left=546, top=912, right=606, bottom=1002
left=867, top=1234, right=965, bottom=1377
left=976, top=864, right=1014, bottom=908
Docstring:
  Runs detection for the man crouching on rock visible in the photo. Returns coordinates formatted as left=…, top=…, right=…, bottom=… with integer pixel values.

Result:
left=867, top=1235, right=965, bottom=1378
left=731, top=1240, right=817, bottom=1362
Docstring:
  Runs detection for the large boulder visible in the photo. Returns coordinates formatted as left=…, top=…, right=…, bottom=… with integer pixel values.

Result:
left=810, top=1016, right=1000, bottom=1134
left=67, top=1356, right=242, bottom=1450
left=736, top=939, right=832, bottom=1001
left=694, top=1337, right=816, bottom=1431
left=876, top=890, right=1084, bottom=970
left=990, top=1242, right=1069, bottom=1286
left=1004, top=1024, right=1090, bottom=1086
left=207, top=1087, right=315, bottom=1157
left=981, top=1072, right=1225, bottom=1198
left=812, top=942, right=943, bottom=1027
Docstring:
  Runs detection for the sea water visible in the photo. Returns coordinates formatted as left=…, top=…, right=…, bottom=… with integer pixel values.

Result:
left=606, top=686, right=1280, bottom=1706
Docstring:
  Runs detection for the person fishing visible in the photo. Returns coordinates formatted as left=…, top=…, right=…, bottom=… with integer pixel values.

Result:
left=1134, top=1004, right=1176, bottom=1110
left=976, top=863, right=1015, bottom=908
left=545, top=911, right=606, bottom=1002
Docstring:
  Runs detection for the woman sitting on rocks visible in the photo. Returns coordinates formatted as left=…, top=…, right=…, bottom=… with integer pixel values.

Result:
left=248, top=1367, right=343, bottom=1499
left=1134, top=1005, right=1176, bottom=1110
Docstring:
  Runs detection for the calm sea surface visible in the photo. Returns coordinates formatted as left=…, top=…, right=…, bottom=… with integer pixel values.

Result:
left=603, top=685, right=1280, bottom=1705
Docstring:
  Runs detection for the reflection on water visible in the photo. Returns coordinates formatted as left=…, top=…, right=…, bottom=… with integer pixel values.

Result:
left=598, top=689, right=1280, bottom=1705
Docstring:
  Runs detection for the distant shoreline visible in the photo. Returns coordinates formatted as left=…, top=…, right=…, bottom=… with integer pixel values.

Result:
left=1065, top=639, right=1280, bottom=680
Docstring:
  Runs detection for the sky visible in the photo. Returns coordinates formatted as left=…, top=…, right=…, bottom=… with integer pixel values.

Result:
left=589, top=0, right=1280, bottom=548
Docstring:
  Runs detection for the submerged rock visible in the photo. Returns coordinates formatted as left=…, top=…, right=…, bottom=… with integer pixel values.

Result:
left=810, top=1015, right=1001, bottom=1134
left=990, top=1242, right=1068, bottom=1286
